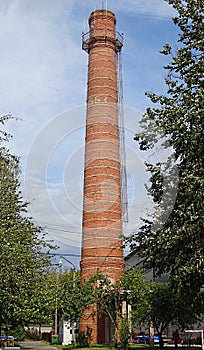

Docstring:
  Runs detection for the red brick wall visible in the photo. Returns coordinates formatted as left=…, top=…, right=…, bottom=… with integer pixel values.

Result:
left=80, top=10, right=124, bottom=343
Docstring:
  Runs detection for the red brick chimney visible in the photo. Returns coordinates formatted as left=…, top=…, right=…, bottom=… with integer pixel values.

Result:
left=80, top=9, right=125, bottom=343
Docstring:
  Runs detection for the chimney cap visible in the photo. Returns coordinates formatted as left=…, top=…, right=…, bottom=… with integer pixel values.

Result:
left=89, top=9, right=116, bottom=23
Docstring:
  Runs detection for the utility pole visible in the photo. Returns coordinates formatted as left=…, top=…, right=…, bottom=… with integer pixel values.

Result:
left=54, top=260, right=62, bottom=338
left=59, top=256, right=76, bottom=345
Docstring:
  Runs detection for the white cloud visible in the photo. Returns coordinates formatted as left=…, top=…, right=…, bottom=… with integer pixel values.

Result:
left=114, top=0, right=176, bottom=18
left=0, top=0, right=86, bottom=156
left=78, top=0, right=176, bottom=19
left=84, top=0, right=174, bottom=17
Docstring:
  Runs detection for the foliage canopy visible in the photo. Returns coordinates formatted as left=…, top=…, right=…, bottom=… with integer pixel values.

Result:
left=126, top=0, right=204, bottom=313
left=0, top=115, right=54, bottom=331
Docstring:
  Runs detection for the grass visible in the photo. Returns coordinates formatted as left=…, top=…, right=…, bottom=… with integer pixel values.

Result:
left=52, top=344, right=202, bottom=350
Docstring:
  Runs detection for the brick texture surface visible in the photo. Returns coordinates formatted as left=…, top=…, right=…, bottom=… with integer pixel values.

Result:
left=80, top=10, right=124, bottom=343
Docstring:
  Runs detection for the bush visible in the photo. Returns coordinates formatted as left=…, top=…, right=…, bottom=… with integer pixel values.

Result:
left=25, top=329, right=40, bottom=340
left=76, top=330, right=90, bottom=348
left=119, top=317, right=131, bottom=350
left=12, top=326, right=26, bottom=341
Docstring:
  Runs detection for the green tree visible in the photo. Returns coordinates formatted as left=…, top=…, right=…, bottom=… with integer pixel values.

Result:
left=122, top=267, right=150, bottom=326
left=92, top=274, right=124, bottom=347
left=57, top=270, right=97, bottom=346
left=126, top=0, right=204, bottom=313
left=0, top=115, right=54, bottom=335
left=148, top=282, right=200, bottom=348
left=58, top=268, right=149, bottom=347
left=84, top=269, right=149, bottom=347
left=120, top=316, right=131, bottom=350
left=59, top=270, right=95, bottom=325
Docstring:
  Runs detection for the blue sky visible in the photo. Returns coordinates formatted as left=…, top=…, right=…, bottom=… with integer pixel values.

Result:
left=0, top=0, right=179, bottom=269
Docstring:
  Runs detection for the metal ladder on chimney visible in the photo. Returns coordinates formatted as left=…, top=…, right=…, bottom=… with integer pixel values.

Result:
left=117, top=49, right=128, bottom=223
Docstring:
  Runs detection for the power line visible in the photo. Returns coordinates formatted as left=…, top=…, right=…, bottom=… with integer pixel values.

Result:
left=45, top=233, right=80, bottom=248
left=40, top=252, right=81, bottom=257
left=35, top=221, right=82, bottom=234
left=45, top=227, right=81, bottom=234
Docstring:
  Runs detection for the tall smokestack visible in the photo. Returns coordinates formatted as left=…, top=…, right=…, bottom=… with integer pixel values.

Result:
left=81, top=9, right=125, bottom=343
